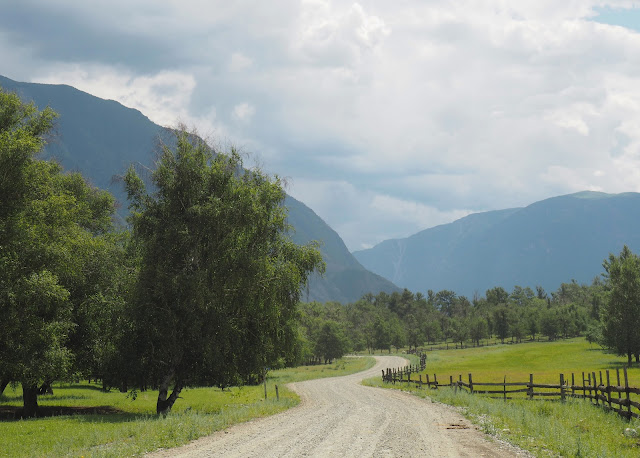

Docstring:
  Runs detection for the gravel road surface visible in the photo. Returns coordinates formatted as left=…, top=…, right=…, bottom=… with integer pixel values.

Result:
left=149, top=356, right=530, bottom=457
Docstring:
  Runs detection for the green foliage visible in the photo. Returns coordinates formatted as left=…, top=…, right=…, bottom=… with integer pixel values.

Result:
left=0, top=86, right=121, bottom=415
left=601, top=245, right=640, bottom=365
left=302, top=276, right=605, bottom=359
left=123, top=127, right=324, bottom=411
left=314, top=321, right=350, bottom=363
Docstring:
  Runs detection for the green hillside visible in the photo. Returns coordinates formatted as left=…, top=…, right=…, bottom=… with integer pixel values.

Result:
left=354, top=191, right=640, bottom=298
left=0, top=75, right=399, bottom=303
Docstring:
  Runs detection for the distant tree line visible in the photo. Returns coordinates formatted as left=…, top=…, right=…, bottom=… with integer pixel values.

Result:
left=297, top=281, right=597, bottom=355
left=297, top=248, right=640, bottom=368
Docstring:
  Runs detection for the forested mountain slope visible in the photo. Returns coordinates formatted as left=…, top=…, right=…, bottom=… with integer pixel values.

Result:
left=354, top=191, right=640, bottom=298
left=0, top=75, right=399, bottom=303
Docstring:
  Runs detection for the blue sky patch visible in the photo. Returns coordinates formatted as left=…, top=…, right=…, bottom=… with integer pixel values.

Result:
left=592, top=6, right=640, bottom=32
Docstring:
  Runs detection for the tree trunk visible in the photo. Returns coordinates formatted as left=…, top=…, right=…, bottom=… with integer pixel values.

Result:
left=22, top=383, right=39, bottom=418
left=0, top=378, right=10, bottom=396
left=636, top=353, right=639, bottom=364
left=628, top=351, right=633, bottom=367
left=156, top=371, right=182, bottom=416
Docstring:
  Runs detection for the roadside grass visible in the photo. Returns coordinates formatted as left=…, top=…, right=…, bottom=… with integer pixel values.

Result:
left=364, top=377, right=640, bottom=457
left=365, top=338, right=640, bottom=457
left=0, top=356, right=374, bottom=457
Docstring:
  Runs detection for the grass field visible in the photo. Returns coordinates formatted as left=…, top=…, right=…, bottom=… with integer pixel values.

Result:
left=0, top=356, right=375, bottom=457
left=366, top=338, right=640, bottom=457
left=419, top=338, right=640, bottom=386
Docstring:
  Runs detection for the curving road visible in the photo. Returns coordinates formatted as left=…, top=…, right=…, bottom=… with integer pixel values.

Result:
left=149, top=356, right=530, bottom=457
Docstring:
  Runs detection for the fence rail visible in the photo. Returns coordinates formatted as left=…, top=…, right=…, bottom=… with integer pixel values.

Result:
left=382, top=366, right=640, bottom=420
left=381, top=353, right=427, bottom=384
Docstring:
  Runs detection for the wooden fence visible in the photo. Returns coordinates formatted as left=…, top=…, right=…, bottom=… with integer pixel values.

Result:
left=381, top=353, right=427, bottom=383
left=382, top=367, right=640, bottom=420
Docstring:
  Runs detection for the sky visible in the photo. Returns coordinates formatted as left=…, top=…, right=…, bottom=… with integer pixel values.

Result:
left=2, top=1, right=640, bottom=251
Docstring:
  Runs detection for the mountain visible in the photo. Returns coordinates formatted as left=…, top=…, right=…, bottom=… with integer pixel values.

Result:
left=284, top=196, right=399, bottom=303
left=353, top=191, right=640, bottom=298
left=0, top=75, right=399, bottom=303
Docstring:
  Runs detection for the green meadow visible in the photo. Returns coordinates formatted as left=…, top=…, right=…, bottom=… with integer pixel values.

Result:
left=420, top=338, right=640, bottom=386
left=367, top=338, right=640, bottom=457
left=0, top=356, right=375, bottom=457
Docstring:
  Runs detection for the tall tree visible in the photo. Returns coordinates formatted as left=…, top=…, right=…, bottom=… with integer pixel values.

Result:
left=124, top=128, right=323, bottom=415
left=0, top=87, right=118, bottom=416
left=601, top=245, right=640, bottom=366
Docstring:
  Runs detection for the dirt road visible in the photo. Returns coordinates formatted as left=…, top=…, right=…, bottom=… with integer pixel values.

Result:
left=149, top=356, right=530, bottom=457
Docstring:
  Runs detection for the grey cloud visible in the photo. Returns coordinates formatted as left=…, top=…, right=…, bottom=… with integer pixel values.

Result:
left=4, top=1, right=640, bottom=251
left=0, top=2, right=184, bottom=71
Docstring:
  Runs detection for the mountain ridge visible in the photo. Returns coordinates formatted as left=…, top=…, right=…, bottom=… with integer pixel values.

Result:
left=354, top=191, right=640, bottom=298
left=0, top=74, right=399, bottom=303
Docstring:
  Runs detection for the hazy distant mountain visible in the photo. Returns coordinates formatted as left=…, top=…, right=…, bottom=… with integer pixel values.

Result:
left=353, top=191, right=640, bottom=298
left=1, top=75, right=399, bottom=303
left=285, top=196, right=400, bottom=303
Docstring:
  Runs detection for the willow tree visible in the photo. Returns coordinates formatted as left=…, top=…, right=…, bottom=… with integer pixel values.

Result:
left=124, top=128, right=323, bottom=415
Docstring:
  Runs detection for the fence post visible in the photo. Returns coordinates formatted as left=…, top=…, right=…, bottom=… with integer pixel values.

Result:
left=434, top=373, right=438, bottom=389
left=275, top=384, right=279, bottom=401
left=426, top=374, right=430, bottom=388
left=587, top=373, right=592, bottom=404
left=528, top=374, right=533, bottom=400
left=264, top=372, right=268, bottom=400
left=382, top=370, right=385, bottom=382
left=469, top=373, right=474, bottom=394
left=592, top=372, right=598, bottom=406
left=560, top=373, right=565, bottom=402
left=450, top=375, right=453, bottom=389
left=503, top=375, right=507, bottom=401
left=582, top=372, right=585, bottom=399
left=616, top=368, right=622, bottom=415
left=571, top=373, right=575, bottom=397
left=605, top=370, right=612, bottom=410
left=624, top=367, right=631, bottom=418
left=419, top=374, right=423, bottom=389
left=599, top=371, right=604, bottom=406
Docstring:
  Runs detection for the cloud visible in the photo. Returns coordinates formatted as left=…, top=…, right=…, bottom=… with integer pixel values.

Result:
left=4, top=1, right=640, bottom=251
left=34, top=66, right=198, bottom=127
left=286, top=178, right=473, bottom=250
left=229, top=53, right=253, bottom=72
left=232, top=102, right=256, bottom=123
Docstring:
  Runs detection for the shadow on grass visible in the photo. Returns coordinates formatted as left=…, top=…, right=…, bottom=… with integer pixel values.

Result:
left=55, top=383, right=110, bottom=392
left=0, top=383, right=112, bottom=402
left=604, top=361, right=640, bottom=371
left=0, top=405, right=137, bottom=422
